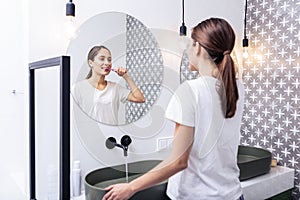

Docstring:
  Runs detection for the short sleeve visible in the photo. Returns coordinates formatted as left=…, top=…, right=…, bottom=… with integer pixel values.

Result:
left=165, top=81, right=196, bottom=127
left=116, top=84, right=130, bottom=103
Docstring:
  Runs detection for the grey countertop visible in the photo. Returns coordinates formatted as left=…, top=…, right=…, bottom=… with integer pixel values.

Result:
left=72, top=166, right=295, bottom=200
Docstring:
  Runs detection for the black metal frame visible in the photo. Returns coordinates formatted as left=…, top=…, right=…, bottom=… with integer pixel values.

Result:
left=29, top=56, right=70, bottom=200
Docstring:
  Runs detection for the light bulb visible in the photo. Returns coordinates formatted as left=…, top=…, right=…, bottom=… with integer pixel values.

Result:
left=64, top=16, right=77, bottom=40
left=243, top=47, right=249, bottom=59
left=178, top=36, right=189, bottom=51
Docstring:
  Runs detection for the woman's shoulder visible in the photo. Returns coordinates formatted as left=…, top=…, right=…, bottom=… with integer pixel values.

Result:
left=106, top=81, right=128, bottom=90
left=72, top=80, right=94, bottom=94
left=106, top=81, right=116, bottom=85
left=73, top=79, right=90, bottom=88
left=184, top=76, right=217, bottom=89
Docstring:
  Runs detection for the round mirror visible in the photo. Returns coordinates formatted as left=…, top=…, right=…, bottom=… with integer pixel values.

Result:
left=68, top=12, right=163, bottom=125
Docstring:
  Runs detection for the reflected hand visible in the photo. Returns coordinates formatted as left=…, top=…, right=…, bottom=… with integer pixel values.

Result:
left=115, top=67, right=128, bottom=77
left=102, top=183, right=134, bottom=200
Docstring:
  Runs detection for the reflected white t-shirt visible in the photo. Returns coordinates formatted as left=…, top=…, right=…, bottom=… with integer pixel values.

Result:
left=165, top=76, right=244, bottom=200
left=71, top=80, right=130, bottom=125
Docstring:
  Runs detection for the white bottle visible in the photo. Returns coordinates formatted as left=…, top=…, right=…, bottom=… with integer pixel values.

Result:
left=72, top=160, right=81, bottom=197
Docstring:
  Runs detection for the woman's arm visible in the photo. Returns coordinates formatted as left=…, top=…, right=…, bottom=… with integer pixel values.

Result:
left=115, top=67, right=145, bottom=103
left=102, top=123, right=194, bottom=200
left=122, top=74, right=145, bottom=103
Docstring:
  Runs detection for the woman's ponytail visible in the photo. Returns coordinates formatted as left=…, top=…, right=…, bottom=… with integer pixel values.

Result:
left=220, top=53, right=239, bottom=118
left=85, top=69, right=93, bottom=79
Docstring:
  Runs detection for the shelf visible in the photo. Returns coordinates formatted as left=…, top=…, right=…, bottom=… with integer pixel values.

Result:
left=241, top=166, right=295, bottom=200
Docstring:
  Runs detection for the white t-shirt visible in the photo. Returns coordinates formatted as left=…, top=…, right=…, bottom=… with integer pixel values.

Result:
left=165, top=76, right=244, bottom=200
left=71, top=80, right=130, bottom=125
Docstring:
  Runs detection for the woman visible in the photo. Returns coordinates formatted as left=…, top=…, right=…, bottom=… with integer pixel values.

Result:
left=72, top=45, right=145, bottom=125
left=102, top=18, right=244, bottom=200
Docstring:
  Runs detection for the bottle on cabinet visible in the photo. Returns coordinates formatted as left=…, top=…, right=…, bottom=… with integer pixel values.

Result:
left=72, top=160, right=81, bottom=197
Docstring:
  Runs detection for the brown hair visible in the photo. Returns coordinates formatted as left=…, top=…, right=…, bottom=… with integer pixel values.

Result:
left=191, top=18, right=239, bottom=118
left=85, top=45, right=111, bottom=79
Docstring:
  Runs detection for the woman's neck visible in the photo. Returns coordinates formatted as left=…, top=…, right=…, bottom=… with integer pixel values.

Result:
left=197, top=62, right=218, bottom=78
left=88, top=74, right=107, bottom=90
left=197, top=47, right=219, bottom=78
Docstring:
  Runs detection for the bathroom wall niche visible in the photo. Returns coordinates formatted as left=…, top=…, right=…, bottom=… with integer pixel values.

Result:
left=68, top=12, right=163, bottom=126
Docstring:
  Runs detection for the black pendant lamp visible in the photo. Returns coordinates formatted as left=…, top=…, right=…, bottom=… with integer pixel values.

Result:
left=179, top=0, right=187, bottom=36
left=66, top=0, right=75, bottom=17
left=243, top=0, right=249, bottom=58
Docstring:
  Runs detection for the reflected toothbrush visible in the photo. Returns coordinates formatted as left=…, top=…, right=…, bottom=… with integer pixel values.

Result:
left=104, top=67, right=116, bottom=72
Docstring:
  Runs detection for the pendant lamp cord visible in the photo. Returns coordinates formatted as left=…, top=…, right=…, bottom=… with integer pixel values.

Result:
left=244, top=0, right=247, bottom=38
left=182, top=0, right=185, bottom=24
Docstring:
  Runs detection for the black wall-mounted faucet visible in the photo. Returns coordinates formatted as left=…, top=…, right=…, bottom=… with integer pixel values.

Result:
left=105, top=135, right=132, bottom=156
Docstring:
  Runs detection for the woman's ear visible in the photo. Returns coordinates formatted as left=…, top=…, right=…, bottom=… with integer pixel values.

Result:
left=195, top=42, right=202, bottom=56
left=88, top=59, right=93, bottom=68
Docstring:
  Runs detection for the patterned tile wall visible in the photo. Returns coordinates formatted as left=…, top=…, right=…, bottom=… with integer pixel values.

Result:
left=241, top=0, right=300, bottom=198
left=180, top=51, right=199, bottom=83
left=125, top=15, right=164, bottom=123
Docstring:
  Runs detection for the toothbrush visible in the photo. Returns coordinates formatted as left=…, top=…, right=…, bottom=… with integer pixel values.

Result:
left=104, top=67, right=116, bottom=72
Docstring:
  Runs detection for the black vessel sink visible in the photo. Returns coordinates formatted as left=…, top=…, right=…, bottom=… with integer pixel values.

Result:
left=85, top=160, right=170, bottom=200
left=85, top=146, right=272, bottom=200
left=237, top=145, right=272, bottom=181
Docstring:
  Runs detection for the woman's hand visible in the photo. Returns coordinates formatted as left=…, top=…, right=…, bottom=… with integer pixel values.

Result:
left=115, top=67, right=128, bottom=77
left=102, top=183, right=135, bottom=200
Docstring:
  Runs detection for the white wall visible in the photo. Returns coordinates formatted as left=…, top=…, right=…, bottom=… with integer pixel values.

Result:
left=28, top=0, right=245, bottom=60
left=0, top=0, right=28, bottom=199
left=0, top=0, right=244, bottom=199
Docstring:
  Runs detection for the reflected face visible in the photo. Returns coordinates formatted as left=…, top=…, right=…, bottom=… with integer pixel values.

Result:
left=89, top=48, right=112, bottom=76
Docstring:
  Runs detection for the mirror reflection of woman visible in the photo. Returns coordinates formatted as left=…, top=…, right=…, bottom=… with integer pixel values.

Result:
left=72, top=45, right=145, bottom=125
